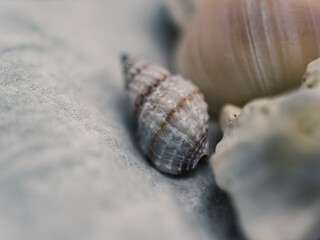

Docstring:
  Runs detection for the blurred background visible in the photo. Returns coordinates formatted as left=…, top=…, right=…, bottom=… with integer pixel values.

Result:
left=0, top=1, right=243, bottom=240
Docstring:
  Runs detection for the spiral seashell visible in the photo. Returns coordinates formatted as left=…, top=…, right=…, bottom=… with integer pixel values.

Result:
left=176, top=0, right=320, bottom=116
left=121, top=55, right=210, bottom=175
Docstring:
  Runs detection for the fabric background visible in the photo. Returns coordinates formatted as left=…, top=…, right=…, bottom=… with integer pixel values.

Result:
left=0, top=1, right=243, bottom=240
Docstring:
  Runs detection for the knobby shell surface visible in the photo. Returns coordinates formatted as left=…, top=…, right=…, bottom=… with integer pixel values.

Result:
left=302, top=57, right=320, bottom=89
left=210, top=60, right=320, bottom=240
left=121, top=55, right=209, bottom=175
left=177, top=0, right=320, bottom=115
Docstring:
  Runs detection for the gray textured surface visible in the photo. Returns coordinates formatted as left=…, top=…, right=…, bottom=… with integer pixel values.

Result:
left=0, top=1, right=242, bottom=240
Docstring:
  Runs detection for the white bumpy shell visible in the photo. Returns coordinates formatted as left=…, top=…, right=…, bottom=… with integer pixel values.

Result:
left=121, top=55, right=209, bottom=175
left=302, top=57, right=320, bottom=89
left=211, top=59, right=320, bottom=240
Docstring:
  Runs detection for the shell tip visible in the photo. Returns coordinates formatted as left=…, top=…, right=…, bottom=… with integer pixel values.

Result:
left=120, top=53, right=129, bottom=64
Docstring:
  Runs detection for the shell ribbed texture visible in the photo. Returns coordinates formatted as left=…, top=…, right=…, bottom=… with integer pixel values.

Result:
left=177, top=0, right=320, bottom=115
left=122, top=56, right=209, bottom=175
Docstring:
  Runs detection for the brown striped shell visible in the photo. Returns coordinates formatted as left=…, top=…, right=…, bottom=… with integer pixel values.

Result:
left=121, top=55, right=209, bottom=175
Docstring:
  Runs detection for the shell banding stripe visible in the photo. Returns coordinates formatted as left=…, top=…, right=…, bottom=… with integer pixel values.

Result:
left=140, top=79, right=181, bottom=129
left=133, top=72, right=170, bottom=118
left=125, top=60, right=148, bottom=89
left=146, top=90, right=200, bottom=161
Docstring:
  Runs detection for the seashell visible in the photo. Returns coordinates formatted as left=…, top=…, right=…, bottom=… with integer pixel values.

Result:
left=121, top=55, right=210, bottom=175
left=302, top=57, right=320, bottom=89
left=211, top=76, right=320, bottom=239
left=166, top=0, right=208, bottom=29
left=176, top=0, right=320, bottom=116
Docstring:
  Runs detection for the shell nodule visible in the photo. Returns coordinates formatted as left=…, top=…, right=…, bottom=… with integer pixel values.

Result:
left=121, top=55, right=210, bottom=175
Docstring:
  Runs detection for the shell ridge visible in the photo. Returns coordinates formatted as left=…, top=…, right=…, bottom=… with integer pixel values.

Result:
left=146, top=90, right=200, bottom=162
left=133, top=73, right=170, bottom=118
left=167, top=95, right=209, bottom=164
left=140, top=77, right=180, bottom=128
left=126, top=62, right=148, bottom=89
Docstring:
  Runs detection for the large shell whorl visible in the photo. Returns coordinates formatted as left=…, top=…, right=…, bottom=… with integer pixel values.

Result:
left=122, top=55, right=210, bottom=175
